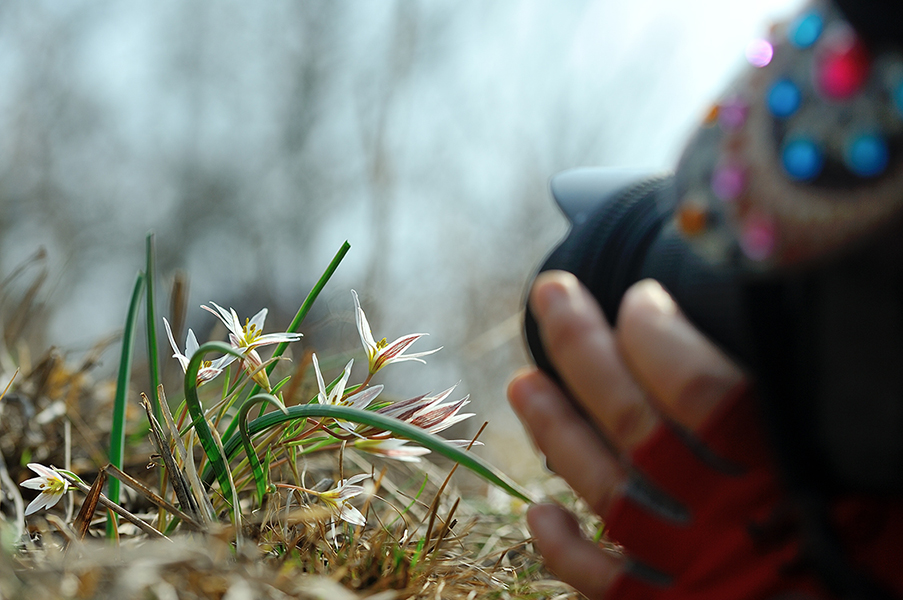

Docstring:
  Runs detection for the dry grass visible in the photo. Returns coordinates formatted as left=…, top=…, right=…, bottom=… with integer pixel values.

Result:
left=1, top=384, right=581, bottom=599
left=0, top=254, right=587, bottom=600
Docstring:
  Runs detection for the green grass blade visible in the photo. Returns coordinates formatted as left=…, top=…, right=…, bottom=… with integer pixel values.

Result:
left=106, top=271, right=146, bottom=539
left=208, top=422, right=242, bottom=531
left=267, top=240, right=350, bottom=376
left=145, top=233, right=162, bottom=423
left=386, top=473, right=429, bottom=528
left=209, top=404, right=535, bottom=504
left=184, top=340, right=245, bottom=507
left=238, top=393, right=288, bottom=505
left=410, top=538, right=426, bottom=571
left=221, top=241, right=351, bottom=440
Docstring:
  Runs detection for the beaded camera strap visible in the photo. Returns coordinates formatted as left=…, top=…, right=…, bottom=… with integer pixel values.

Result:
left=672, top=0, right=903, bottom=270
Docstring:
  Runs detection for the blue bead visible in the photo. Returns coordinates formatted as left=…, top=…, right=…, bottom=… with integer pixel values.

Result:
left=789, top=12, right=823, bottom=48
left=894, top=82, right=903, bottom=117
left=767, top=79, right=802, bottom=118
left=845, top=133, right=889, bottom=177
left=782, top=138, right=823, bottom=181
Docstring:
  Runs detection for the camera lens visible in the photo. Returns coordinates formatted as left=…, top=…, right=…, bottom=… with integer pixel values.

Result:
left=524, top=168, right=752, bottom=383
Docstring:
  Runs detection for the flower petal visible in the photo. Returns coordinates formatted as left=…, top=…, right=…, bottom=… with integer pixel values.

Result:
left=249, top=307, right=268, bottom=331
left=375, top=393, right=428, bottom=418
left=351, top=290, right=377, bottom=350
left=40, top=490, right=65, bottom=511
left=372, top=334, right=441, bottom=372
left=20, top=477, right=47, bottom=490
left=163, top=318, right=184, bottom=360
left=24, top=495, right=51, bottom=516
left=244, top=332, right=302, bottom=351
left=334, top=485, right=365, bottom=502
left=26, top=463, right=58, bottom=480
left=185, top=329, right=201, bottom=358
left=227, top=307, right=244, bottom=338
left=344, top=473, right=371, bottom=486
left=354, top=438, right=431, bottom=462
left=210, top=353, right=237, bottom=370
left=198, top=365, right=226, bottom=382
left=339, top=504, right=366, bottom=527
left=414, top=397, right=473, bottom=434
left=342, top=384, right=382, bottom=411
left=332, top=359, right=354, bottom=404
left=201, top=302, right=237, bottom=335
left=313, top=354, right=328, bottom=405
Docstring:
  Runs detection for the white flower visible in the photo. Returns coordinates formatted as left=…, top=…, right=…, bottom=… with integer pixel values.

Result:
left=353, top=438, right=431, bottom=462
left=20, top=463, right=69, bottom=516
left=363, top=385, right=474, bottom=436
left=312, top=354, right=383, bottom=433
left=201, top=302, right=302, bottom=391
left=316, top=474, right=370, bottom=526
left=352, top=290, right=440, bottom=374
left=352, top=386, right=477, bottom=459
left=163, top=318, right=230, bottom=385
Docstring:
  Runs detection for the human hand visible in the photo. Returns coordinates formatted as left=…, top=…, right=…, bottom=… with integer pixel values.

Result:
left=508, top=271, right=825, bottom=599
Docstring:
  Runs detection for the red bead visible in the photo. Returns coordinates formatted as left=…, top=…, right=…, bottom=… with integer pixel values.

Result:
left=816, top=28, right=870, bottom=100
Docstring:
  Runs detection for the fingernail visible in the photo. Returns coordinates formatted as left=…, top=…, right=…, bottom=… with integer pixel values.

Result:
left=635, top=279, right=677, bottom=316
left=526, top=503, right=559, bottom=536
left=531, top=272, right=571, bottom=321
left=508, top=371, right=549, bottom=417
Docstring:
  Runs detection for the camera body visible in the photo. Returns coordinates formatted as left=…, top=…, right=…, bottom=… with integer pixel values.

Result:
left=524, top=0, right=903, bottom=497
left=524, top=167, right=903, bottom=496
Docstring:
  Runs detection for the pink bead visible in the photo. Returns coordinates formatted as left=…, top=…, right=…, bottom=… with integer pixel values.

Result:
left=711, top=164, right=746, bottom=201
left=740, top=216, right=776, bottom=261
left=746, top=39, right=774, bottom=68
left=718, top=98, right=748, bottom=132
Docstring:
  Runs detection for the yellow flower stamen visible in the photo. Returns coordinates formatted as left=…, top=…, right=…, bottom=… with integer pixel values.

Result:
left=242, top=319, right=263, bottom=344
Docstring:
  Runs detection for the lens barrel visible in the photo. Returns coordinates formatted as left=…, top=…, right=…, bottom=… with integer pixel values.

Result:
left=525, top=169, right=753, bottom=381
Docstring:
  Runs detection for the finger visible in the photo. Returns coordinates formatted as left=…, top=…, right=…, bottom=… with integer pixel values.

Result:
left=616, top=279, right=747, bottom=432
left=530, top=271, right=658, bottom=452
left=508, top=368, right=627, bottom=515
left=527, top=503, right=623, bottom=600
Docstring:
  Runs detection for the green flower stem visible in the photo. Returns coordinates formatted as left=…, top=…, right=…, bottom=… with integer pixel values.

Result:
left=208, top=405, right=536, bottom=504
left=184, top=341, right=246, bottom=507
left=238, top=393, right=288, bottom=504
left=107, top=271, right=146, bottom=539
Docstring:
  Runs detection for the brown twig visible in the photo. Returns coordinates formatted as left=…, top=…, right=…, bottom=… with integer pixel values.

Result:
left=429, top=497, right=460, bottom=555
left=141, top=393, right=206, bottom=529
left=105, top=462, right=204, bottom=532
left=422, top=421, right=487, bottom=551
left=59, top=471, right=168, bottom=540
left=72, top=468, right=105, bottom=540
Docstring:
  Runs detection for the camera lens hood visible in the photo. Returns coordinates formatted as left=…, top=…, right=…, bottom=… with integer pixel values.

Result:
left=524, top=167, right=754, bottom=381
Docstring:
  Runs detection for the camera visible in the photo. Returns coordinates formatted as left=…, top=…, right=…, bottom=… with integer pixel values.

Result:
left=524, top=0, right=903, bottom=497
